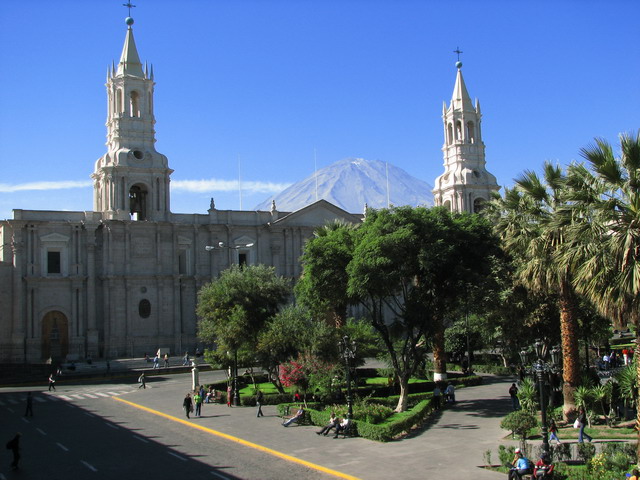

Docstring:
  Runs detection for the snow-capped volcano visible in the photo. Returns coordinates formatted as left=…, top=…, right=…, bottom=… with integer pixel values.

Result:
left=254, top=158, right=433, bottom=213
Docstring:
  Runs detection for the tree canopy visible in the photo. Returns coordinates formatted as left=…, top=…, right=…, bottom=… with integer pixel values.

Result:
left=196, top=264, right=291, bottom=364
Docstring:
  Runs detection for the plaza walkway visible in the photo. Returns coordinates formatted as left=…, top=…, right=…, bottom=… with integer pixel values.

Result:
left=128, top=371, right=513, bottom=479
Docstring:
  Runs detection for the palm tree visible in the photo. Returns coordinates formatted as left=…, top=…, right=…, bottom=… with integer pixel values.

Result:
left=489, top=162, right=581, bottom=419
left=562, top=131, right=640, bottom=451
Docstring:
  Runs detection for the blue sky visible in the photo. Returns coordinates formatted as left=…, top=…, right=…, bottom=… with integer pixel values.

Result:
left=1, top=0, right=638, bottom=219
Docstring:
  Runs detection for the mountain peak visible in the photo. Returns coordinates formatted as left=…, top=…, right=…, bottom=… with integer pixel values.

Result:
left=255, top=157, right=433, bottom=213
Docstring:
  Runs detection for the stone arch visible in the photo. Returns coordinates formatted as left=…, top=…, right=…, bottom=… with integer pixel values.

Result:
left=41, top=311, right=69, bottom=361
left=443, top=199, right=452, bottom=211
left=466, top=121, right=475, bottom=144
left=129, top=90, right=140, bottom=117
left=473, top=197, right=486, bottom=213
left=129, top=183, right=149, bottom=220
left=116, top=89, right=123, bottom=114
left=455, top=121, right=462, bottom=142
left=447, top=123, right=453, bottom=145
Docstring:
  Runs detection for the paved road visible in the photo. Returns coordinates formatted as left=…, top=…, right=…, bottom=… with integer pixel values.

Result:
left=1, top=371, right=512, bottom=479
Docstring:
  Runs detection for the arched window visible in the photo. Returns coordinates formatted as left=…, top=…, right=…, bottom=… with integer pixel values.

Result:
left=466, top=121, right=475, bottom=143
left=129, top=184, right=148, bottom=221
left=447, top=123, right=453, bottom=145
left=139, top=299, right=151, bottom=318
left=443, top=200, right=452, bottom=211
left=116, top=89, right=123, bottom=114
left=473, top=198, right=485, bottom=213
left=455, top=121, right=462, bottom=142
left=129, top=91, right=140, bottom=117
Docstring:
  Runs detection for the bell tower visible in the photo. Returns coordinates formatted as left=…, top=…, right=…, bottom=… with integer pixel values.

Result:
left=92, top=16, right=172, bottom=221
left=433, top=60, right=499, bottom=213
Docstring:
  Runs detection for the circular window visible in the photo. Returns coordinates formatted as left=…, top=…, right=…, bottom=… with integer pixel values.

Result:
left=133, top=150, right=144, bottom=160
left=139, top=299, right=151, bottom=318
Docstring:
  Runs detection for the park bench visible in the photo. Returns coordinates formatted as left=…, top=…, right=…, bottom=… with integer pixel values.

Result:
left=205, top=389, right=223, bottom=404
left=333, top=421, right=355, bottom=438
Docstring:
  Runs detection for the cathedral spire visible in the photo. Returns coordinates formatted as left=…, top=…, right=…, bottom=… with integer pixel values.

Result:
left=116, top=17, right=144, bottom=78
left=432, top=60, right=499, bottom=213
left=450, top=65, right=475, bottom=112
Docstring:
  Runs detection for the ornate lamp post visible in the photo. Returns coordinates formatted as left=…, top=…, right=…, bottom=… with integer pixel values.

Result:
left=519, top=341, right=561, bottom=455
left=339, top=335, right=357, bottom=419
left=226, top=349, right=240, bottom=407
left=233, top=349, right=240, bottom=407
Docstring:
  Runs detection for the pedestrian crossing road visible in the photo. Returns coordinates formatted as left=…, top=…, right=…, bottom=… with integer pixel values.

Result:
left=0, top=387, right=142, bottom=406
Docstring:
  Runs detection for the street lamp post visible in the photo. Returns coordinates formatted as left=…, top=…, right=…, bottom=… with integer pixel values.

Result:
left=519, top=341, right=561, bottom=455
left=233, top=349, right=240, bottom=407
left=340, top=335, right=357, bottom=419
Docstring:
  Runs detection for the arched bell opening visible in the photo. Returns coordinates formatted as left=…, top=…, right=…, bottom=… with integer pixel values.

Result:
left=129, top=183, right=148, bottom=221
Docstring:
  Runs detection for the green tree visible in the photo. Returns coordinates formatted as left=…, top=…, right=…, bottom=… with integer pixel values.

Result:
left=488, top=162, right=582, bottom=418
left=296, top=220, right=357, bottom=328
left=196, top=264, right=291, bottom=374
left=346, top=206, right=500, bottom=411
left=255, top=305, right=313, bottom=393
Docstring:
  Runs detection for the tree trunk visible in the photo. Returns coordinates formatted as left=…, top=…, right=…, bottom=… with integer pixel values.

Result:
left=559, top=281, right=580, bottom=420
left=395, top=375, right=409, bottom=412
left=432, top=321, right=447, bottom=382
left=633, top=311, right=640, bottom=462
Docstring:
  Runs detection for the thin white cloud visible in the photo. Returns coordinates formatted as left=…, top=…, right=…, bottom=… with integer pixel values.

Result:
left=0, top=178, right=290, bottom=195
left=0, top=180, right=93, bottom=192
left=171, top=178, right=291, bottom=194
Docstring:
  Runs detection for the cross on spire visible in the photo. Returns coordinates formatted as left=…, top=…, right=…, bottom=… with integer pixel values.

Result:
left=123, top=2, right=136, bottom=16
left=453, top=47, right=463, bottom=62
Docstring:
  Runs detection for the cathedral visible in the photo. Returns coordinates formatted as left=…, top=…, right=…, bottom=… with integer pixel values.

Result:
left=0, top=17, right=497, bottom=364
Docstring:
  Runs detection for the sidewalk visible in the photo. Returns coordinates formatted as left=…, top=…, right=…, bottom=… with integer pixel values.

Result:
left=130, top=371, right=513, bottom=479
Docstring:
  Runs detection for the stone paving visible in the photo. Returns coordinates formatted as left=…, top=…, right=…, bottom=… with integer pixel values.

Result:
left=129, top=370, right=513, bottom=479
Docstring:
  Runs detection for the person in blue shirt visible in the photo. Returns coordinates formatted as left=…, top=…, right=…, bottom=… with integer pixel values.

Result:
left=508, top=448, right=532, bottom=480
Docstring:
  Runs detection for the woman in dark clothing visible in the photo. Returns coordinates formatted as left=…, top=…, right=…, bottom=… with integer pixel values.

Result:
left=183, top=393, right=193, bottom=419
left=577, top=406, right=592, bottom=443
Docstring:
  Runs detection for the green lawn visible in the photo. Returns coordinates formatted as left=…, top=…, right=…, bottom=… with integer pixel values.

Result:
left=238, top=382, right=288, bottom=396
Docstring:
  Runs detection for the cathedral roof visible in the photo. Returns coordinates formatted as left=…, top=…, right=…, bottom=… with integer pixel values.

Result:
left=116, top=24, right=144, bottom=78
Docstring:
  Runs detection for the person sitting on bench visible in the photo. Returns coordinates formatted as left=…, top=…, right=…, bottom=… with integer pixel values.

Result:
left=317, top=412, right=339, bottom=435
left=334, top=417, right=351, bottom=437
left=282, top=405, right=305, bottom=427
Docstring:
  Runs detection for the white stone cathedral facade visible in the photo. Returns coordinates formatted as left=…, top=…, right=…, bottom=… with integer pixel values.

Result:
left=0, top=20, right=497, bottom=364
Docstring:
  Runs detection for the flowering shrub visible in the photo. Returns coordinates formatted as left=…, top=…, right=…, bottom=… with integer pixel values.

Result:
left=279, top=360, right=307, bottom=390
left=279, top=353, right=339, bottom=397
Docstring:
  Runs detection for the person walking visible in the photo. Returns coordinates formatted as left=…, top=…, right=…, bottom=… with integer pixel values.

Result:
left=24, top=392, right=33, bottom=417
left=548, top=418, right=561, bottom=444
left=577, top=406, right=592, bottom=443
left=183, top=393, right=193, bottom=419
left=194, top=391, right=203, bottom=417
left=226, top=384, right=232, bottom=407
left=163, top=353, right=169, bottom=368
left=153, top=355, right=159, bottom=369
left=6, top=433, right=21, bottom=470
left=48, top=374, right=56, bottom=391
left=509, top=383, right=520, bottom=411
left=256, top=390, right=264, bottom=417
left=432, top=384, right=442, bottom=410
left=138, top=373, right=146, bottom=389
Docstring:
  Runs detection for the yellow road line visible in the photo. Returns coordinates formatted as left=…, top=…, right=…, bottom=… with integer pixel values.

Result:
left=112, top=396, right=361, bottom=480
